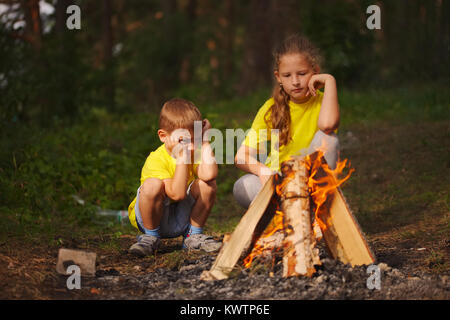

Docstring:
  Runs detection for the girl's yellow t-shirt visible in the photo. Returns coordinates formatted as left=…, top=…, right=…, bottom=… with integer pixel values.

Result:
left=242, top=91, right=323, bottom=171
left=128, top=144, right=198, bottom=230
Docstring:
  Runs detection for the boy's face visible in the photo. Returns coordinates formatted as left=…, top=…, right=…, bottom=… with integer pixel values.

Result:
left=158, top=127, right=195, bottom=156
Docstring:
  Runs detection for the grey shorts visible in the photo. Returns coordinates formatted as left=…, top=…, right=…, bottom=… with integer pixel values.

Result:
left=134, top=182, right=196, bottom=238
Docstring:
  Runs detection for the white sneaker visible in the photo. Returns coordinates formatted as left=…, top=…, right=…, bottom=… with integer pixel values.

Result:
left=129, top=234, right=161, bottom=256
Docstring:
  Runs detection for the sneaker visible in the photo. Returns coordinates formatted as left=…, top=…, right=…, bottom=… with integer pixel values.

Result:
left=182, top=234, right=222, bottom=252
left=129, top=234, right=161, bottom=257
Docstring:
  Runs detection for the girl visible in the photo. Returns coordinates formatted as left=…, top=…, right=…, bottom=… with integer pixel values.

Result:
left=233, top=34, right=340, bottom=209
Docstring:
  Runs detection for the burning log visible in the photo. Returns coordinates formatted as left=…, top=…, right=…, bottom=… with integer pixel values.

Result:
left=242, top=210, right=284, bottom=269
left=202, top=151, right=375, bottom=281
left=279, top=156, right=321, bottom=277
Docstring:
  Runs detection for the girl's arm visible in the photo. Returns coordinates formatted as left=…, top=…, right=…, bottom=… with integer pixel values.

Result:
left=235, top=144, right=273, bottom=185
left=308, top=74, right=340, bottom=133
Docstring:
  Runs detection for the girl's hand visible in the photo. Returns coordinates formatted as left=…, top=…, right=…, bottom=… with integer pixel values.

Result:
left=258, top=166, right=274, bottom=186
left=306, top=74, right=334, bottom=97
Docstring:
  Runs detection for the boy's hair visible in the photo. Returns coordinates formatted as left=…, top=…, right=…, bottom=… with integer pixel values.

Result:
left=266, top=34, right=322, bottom=147
left=159, top=98, right=202, bottom=132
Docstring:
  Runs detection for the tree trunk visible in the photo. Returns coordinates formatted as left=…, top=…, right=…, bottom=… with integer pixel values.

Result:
left=102, top=0, right=115, bottom=109
left=238, top=0, right=274, bottom=95
left=21, top=0, right=42, bottom=50
left=222, top=0, right=235, bottom=80
left=179, top=0, right=197, bottom=84
left=55, top=0, right=71, bottom=34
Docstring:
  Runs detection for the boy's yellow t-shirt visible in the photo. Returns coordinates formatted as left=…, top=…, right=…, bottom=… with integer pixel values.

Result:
left=242, top=91, right=324, bottom=171
left=128, top=144, right=198, bottom=230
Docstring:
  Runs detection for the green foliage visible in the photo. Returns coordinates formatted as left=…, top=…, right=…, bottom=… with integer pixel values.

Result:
left=339, top=83, right=450, bottom=127
left=0, top=27, right=90, bottom=125
left=0, top=107, right=159, bottom=243
left=299, top=0, right=376, bottom=85
left=1, top=0, right=448, bottom=125
left=0, top=26, right=31, bottom=123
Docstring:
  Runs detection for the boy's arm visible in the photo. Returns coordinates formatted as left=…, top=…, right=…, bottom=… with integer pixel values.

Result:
left=195, top=141, right=218, bottom=182
left=163, top=163, right=190, bottom=202
left=193, top=118, right=218, bottom=182
left=308, top=74, right=340, bottom=133
left=164, top=140, right=191, bottom=201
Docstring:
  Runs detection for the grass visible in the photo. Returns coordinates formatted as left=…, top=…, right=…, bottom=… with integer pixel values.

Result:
left=425, top=250, right=448, bottom=273
left=341, top=119, right=449, bottom=234
left=0, top=83, right=448, bottom=271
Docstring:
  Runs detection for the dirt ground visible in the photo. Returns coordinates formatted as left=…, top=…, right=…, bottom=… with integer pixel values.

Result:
left=0, top=216, right=448, bottom=300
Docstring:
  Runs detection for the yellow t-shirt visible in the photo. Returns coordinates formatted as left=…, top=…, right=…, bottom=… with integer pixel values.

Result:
left=128, top=144, right=198, bottom=230
left=243, top=91, right=323, bottom=171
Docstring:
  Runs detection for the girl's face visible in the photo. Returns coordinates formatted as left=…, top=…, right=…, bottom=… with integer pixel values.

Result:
left=274, top=53, right=317, bottom=104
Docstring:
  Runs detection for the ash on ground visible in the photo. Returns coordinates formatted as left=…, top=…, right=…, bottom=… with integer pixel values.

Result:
left=74, top=247, right=448, bottom=300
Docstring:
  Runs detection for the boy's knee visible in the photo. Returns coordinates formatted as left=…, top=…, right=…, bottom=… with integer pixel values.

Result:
left=195, top=180, right=216, bottom=209
left=198, top=179, right=217, bottom=197
left=140, top=178, right=165, bottom=200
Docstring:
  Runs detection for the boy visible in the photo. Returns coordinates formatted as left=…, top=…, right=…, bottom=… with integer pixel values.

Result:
left=128, top=98, right=221, bottom=256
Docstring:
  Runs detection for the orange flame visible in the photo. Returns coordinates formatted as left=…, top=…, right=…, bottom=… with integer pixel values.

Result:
left=306, top=151, right=355, bottom=234
left=275, top=170, right=295, bottom=196
left=243, top=209, right=284, bottom=268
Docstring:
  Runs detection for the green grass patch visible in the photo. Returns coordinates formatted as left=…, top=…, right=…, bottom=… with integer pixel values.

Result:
left=425, top=250, right=448, bottom=273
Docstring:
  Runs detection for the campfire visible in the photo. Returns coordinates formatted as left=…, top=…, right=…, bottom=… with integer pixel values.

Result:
left=201, top=151, right=375, bottom=281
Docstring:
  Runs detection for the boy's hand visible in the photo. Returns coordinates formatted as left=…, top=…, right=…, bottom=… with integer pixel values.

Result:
left=167, top=132, right=192, bottom=164
left=202, top=119, right=211, bottom=142
left=306, top=74, right=335, bottom=97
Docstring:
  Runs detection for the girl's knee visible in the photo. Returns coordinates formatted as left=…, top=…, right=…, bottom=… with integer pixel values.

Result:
left=233, top=174, right=261, bottom=209
left=312, top=130, right=339, bottom=151
left=311, top=130, right=340, bottom=169
left=233, top=175, right=247, bottom=200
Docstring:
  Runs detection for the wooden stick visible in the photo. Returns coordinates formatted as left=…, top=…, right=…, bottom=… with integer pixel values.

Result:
left=320, top=188, right=376, bottom=266
left=280, top=156, right=321, bottom=277
left=308, top=152, right=376, bottom=266
left=201, top=175, right=276, bottom=280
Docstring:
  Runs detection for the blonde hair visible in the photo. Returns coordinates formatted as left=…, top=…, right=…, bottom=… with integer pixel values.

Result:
left=266, top=34, right=322, bottom=146
left=159, top=98, right=202, bottom=132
